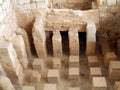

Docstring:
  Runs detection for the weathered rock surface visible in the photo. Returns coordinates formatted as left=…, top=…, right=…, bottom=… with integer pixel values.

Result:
left=0, top=75, right=16, bottom=90
left=11, top=35, right=28, bottom=69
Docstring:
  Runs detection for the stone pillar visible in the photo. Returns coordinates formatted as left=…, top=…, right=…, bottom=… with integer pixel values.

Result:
left=0, top=42, right=24, bottom=84
left=52, top=31, right=62, bottom=58
left=16, top=28, right=31, bottom=57
left=86, top=23, right=96, bottom=55
left=32, top=18, right=47, bottom=58
left=11, top=35, right=28, bottom=69
left=69, top=27, right=79, bottom=55
left=0, top=75, right=16, bottom=90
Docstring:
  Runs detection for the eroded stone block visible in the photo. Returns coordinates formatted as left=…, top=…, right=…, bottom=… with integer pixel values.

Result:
left=69, top=55, right=79, bottom=67
left=92, top=77, right=107, bottom=90
left=11, top=35, right=28, bottom=69
left=104, top=52, right=117, bottom=67
left=32, top=18, right=47, bottom=58
left=90, top=67, right=102, bottom=79
left=44, top=84, right=57, bottom=90
left=0, top=42, right=19, bottom=69
left=68, top=67, right=80, bottom=82
left=52, top=58, right=61, bottom=69
left=0, top=75, right=16, bottom=90
left=29, top=71, right=41, bottom=83
left=32, top=58, right=44, bottom=71
left=16, top=28, right=31, bottom=57
left=88, top=56, right=99, bottom=67
left=109, top=61, right=120, bottom=81
left=47, top=69, right=60, bottom=84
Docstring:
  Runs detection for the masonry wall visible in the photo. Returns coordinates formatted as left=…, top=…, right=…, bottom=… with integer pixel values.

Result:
left=0, top=0, right=18, bottom=41
left=51, top=0, right=92, bottom=10
left=97, top=0, right=120, bottom=49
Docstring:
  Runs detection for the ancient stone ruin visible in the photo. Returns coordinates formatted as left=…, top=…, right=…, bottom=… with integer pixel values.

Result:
left=0, top=0, right=120, bottom=90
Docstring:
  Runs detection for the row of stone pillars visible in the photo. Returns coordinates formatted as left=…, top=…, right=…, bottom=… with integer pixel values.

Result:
left=33, top=22, right=97, bottom=58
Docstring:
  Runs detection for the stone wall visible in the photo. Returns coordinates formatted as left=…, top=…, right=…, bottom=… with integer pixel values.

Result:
left=0, top=0, right=18, bottom=41
left=51, top=0, right=92, bottom=10
left=13, top=0, right=48, bottom=30
left=0, top=0, right=28, bottom=85
left=45, top=9, right=99, bottom=32
left=97, top=0, right=120, bottom=50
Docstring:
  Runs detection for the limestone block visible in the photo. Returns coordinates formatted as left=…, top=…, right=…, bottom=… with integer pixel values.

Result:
left=22, top=86, right=35, bottom=90
left=104, top=52, right=117, bottom=67
left=88, top=56, right=99, bottom=67
left=86, top=23, right=96, bottom=55
left=44, top=84, right=57, bottom=90
left=68, top=67, right=80, bottom=82
left=90, top=67, right=102, bottom=79
left=68, top=87, right=80, bottom=90
left=18, top=0, right=30, bottom=5
left=69, top=56, right=79, bottom=67
left=52, top=58, right=61, bottom=69
left=114, top=81, right=120, bottom=90
left=69, top=27, right=79, bottom=55
left=0, top=75, right=16, bottom=90
left=32, top=19, right=47, bottom=58
left=29, top=71, right=41, bottom=83
left=2, top=63, right=24, bottom=84
left=15, top=64, right=24, bottom=84
left=16, top=28, right=31, bottom=57
left=92, top=77, right=107, bottom=90
left=109, top=61, right=120, bottom=81
left=11, top=35, right=28, bottom=69
left=32, top=58, right=44, bottom=71
left=107, top=0, right=116, bottom=6
left=117, top=39, right=120, bottom=54
left=0, top=42, right=19, bottom=69
left=47, top=69, right=60, bottom=84
left=0, top=64, right=6, bottom=76
left=52, top=31, right=62, bottom=58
